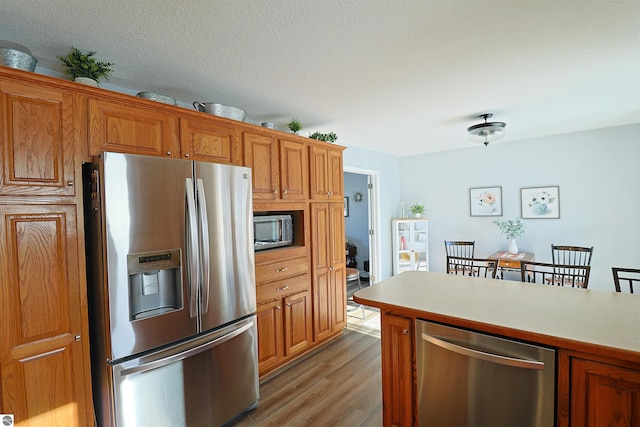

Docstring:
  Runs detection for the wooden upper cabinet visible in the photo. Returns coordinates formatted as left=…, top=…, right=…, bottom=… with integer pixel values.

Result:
left=309, top=144, right=344, bottom=200
left=0, top=204, right=92, bottom=427
left=180, top=117, right=242, bottom=164
left=0, top=81, right=77, bottom=196
left=243, top=133, right=308, bottom=201
left=88, top=98, right=178, bottom=157
left=243, top=131, right=279, bottom=200
left=279, top=138, right=308, bottom=200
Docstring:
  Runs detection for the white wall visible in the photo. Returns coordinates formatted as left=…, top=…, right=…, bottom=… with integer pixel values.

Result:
left=397, top=124, right=640, bottom=291
left=343, top=145, right=401, bottom=281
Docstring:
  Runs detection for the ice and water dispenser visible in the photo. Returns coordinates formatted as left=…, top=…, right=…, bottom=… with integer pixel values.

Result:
left=127, top=249, right=183, bottom=320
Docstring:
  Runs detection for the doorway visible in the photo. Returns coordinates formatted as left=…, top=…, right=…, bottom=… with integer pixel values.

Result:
left=343, top=167, right=380, bottom=285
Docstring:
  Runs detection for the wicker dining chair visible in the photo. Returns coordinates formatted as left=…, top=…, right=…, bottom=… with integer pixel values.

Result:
left=447, top=256, right=497, bottom=279
left=444, top=241, right=475, bottom=274
left=521, top=261, right=591, bottom=289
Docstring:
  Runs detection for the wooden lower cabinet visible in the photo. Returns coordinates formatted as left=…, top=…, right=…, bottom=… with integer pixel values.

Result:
left=560, top=350, right=640, bottom=427
left=256, top=299, right=284, bottom=373
left=0, top=203, right=92, bottom=427
left=256, top=289, right=312, bottom=376
left=381, top=313, right=413, bottom=427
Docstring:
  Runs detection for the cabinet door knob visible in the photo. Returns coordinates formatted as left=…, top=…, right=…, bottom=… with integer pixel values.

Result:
left=286, top=303, right=292, bottom=307
left=67, top=181, right=73, bottom=187
left=276, top=306, right=281, bottom=310
left=166, top=151, right=172, bottom=156
left=75, top=335, right=81, bottom=341
left=185, top=153, right=190, bottom=158
left=273, top=189, right=278, bottom=194
left=276, top=285, right=289, bottom=291
left=283, top=190, right=288, bottom=195
left=402, top=329, right=409, bottom=335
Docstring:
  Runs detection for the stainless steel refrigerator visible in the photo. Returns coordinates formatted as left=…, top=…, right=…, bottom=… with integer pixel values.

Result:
left=83, top=152, right=258, bottom=427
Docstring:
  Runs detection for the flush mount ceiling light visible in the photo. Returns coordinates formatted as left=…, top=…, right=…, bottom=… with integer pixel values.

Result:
left=467, top=113, right=507, bottom=146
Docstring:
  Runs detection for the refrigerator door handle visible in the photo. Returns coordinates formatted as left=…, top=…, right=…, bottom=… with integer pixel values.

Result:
left=119, top=320, right=254, bottom=377
left=196, top=178, right=211, bottom=314
left=185, top=178, right=199, bottom=318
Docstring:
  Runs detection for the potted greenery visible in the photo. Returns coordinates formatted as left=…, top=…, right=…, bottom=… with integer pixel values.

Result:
left=288, top=117, right=302, bottom=134
left=410, top=203, right=426, bottom=218
left=309, top=131, right=338, bottom=143
left=57, top=46, right=114, bottom=86
left=493, top=217, right=525, bottom=254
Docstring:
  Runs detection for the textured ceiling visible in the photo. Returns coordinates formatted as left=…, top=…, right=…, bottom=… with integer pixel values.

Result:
left=1, top=0, right=639, bottom=156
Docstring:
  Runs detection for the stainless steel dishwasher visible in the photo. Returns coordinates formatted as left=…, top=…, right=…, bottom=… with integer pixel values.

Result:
left=416, top=319, right=555, bottom=427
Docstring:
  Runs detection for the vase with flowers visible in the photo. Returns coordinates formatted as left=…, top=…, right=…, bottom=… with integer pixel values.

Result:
left=494, top=217, right=525, bottom=254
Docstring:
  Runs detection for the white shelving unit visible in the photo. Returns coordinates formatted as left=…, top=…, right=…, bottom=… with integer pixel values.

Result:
left=392, top=218, right=429, bottom=275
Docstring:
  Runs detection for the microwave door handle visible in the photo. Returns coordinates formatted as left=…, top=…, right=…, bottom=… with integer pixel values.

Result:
left=285, top=218, right=292, bottom=240
left=196, top=179, right=211, bottom=314
left=185, top=178, right=199, bottom=318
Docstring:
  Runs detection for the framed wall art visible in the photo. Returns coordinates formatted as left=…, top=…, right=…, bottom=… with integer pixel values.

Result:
left=520, top=186, right=560, bottom=219
left=469, top=186, right=503, bottom=217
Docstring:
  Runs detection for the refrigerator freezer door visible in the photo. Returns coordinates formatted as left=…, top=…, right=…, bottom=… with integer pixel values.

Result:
left=101, top=153, right=198, bottom=360
left=109, top=317, right=259, bottom=427
left=195, top=162, right=256, bottom=332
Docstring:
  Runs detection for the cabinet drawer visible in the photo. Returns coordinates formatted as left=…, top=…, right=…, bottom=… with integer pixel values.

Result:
left=499, top=260, right=521, bottom=269
left=257, top=274, right=310, bottom=303
left=256, top=257, right=309, bottom=284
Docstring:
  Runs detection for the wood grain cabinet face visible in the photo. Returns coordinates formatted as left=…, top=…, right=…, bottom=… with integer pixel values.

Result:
left=0, top=81, right=76, bottom=196
left=88, top=98, right=178, bottom=157
left=310, top=202, right=346, bottom=341
left=283, top=291, right=312, bottom=356
left=381, top=313, right=413, bottom=427
left=256, top=287, right=312, bottom=376
left=243, top=133, right=308, bottom=201
left=243, top=131, right=279, bottom=200
left=256, top=299, right=285, bottom=374
left=279, top=138, right=308, bottom=200
left=570, top=357, right=640, bottom=427
left=0, top=204, right=91, bottom=427
left=180, top=117, right=241, bottom=164
left=309, top=145, right=343, bottom=201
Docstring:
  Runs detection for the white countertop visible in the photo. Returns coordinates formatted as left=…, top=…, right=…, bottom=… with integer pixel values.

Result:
left=354, top=271, right=640, bottom=356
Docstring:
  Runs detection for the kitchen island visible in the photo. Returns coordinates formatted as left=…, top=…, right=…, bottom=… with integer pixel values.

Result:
left=353, top=271, right=640, bottom=427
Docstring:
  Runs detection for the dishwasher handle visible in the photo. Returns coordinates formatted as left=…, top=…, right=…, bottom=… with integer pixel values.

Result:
left=421, top=333, right=545, bottom=370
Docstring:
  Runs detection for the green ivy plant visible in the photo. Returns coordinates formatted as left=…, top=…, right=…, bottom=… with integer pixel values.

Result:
left=309, top=131, right=338, bottom=143
left=57, top=46, right=114, bottom=82
left=288, top=117, right=302, bottom=133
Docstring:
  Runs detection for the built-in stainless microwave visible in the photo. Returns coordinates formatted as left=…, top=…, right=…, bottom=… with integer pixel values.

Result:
left=253, top=214, right=293, bottom=251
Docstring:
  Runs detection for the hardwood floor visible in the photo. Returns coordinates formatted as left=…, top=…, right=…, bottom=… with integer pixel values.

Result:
left=229, top=308, right=382, bottom=427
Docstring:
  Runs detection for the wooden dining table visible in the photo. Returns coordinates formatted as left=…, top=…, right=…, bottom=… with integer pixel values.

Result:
left=487, top=251, right=535, bottom=279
